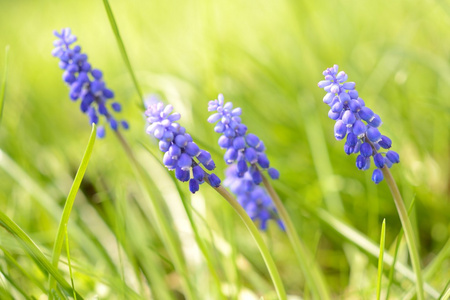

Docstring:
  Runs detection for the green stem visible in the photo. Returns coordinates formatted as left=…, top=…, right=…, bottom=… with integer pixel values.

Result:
left=262, top=175, right=330, bottom=300
left=115, top=132, right=196, bottom=300
left=48, top=124, right=96, bottom=298
left=381, top=166, right=424, bottom=300
left=208, top=181, right=287, bottom=300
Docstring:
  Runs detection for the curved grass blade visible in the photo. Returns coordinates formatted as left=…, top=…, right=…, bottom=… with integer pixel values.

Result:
left=439, top=280, right=450, bottom=300
left=65, top=226, right=77, bottom=300
left=0, top=45, right=10, bottom=124
left=0, top=266, right=33, bottom=300
left=102, top=0, right=144, bottom=104
left=140, top=142, right=226, bottom=300
left=48, top=124, right=96, bottom=296
left=377, top=219, right=386, bottom=300
left=0, top=246, right=46, bottom=293
left=386, top=196, right=416, bottom=300
left=0, top=211, right=83, bottom=299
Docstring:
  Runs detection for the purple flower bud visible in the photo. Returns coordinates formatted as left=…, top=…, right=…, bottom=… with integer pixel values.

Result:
left=246, top=134, right=260, bottom=148
left=174, top=134, right=188, bottom=148
left=177, top=153, right=192, bottom=171
left=233, top=136, right=246, bottom=150
left=373, top=153, right=385, bottom=168
left=367, top=127, right=382, bottom=142
left=208, top=173, right=221, bottom=187
left=342, top=110, right=356, bottom=126
left=359, top=107, right=374, bottom=122
left=386, top=150, right=400, bottom=164
left=368, top=114, right=382, bottom=127
left=189, top=179, right=200, bottom=193
left=192, top=165, right=205, bottom=181
left=352, top=120, right=366, bottom=138
left=348, top=100, right=361, bottom=112
left=185, top=142, right=200, bottom=156
left=268, top=168, right=280, bottom=179
left=356, top=155, right=366, bottom=170
left=345, top=132, right=358, bottom=147
left=257, top=153, right=270, bottom=169
left=245, top=147, right=258, bottom=164
left=168, top=144, right=181, bottom=159
left=176, top=167, right=190, bottom=182
left=334, top=120, right=347, bottom=140
left=360, top=143, right=373, bottom=157
left=224, top=147, right=238, bottom=164
left=218, top=136, right=232, bottom=148
left=378, top=135, right=392, bottom=149
left=372, top=169, right=384, bottom=184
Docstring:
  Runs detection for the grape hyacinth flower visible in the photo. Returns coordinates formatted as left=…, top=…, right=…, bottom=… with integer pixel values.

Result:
left=146, top=102, right=221, bottom=193
left=52, top=28, right=128, bottom=138
left=208, top=94, right=283, bottom=229
left=318, top=65, right=400, bottom=184
left=224, top=164, right=284, bottom=230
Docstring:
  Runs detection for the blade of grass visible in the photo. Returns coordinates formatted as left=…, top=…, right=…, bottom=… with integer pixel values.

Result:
left=102, top=0, right=144, bottom=104
left=262, top=175, right=330, bottom=300
left=386, top=197, right=416, bottom=299
left=0, top=246, right=46, bottom=293
left=381, top=166, right=424, bottom=300
left=0, top=266, right=33, bottom=300
left=0, top=45, right=9, bottom=123
left=439, top=281, right=450, bottom=300
left=48, top=124, right=96, bottom=297
left=140, top=142, right=226, bottom=300
left=65, top=226, right=77, bottom=300
left=0, top=211, right=83, bottom=299
left=377, top=219, right=386, bottom=300
left=115, top=132, right=197, bottom=300
left=273, top=181, right=440, bottom=298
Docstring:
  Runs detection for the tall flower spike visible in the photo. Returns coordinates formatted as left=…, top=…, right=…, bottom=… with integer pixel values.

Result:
left=146, top=101, right=221, bottom=193
left=208, top=94, right=283, bottom=229
left=52, top=28, right=128, bottom=138
left=318, top=65, right=400, bottom=184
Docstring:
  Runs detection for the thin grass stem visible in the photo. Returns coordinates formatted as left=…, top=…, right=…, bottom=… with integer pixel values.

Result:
left=48, top=124, right=96, bottom=297
left=377, top=219, right=386, bottom=300
left=381, top=166, right=424, bottom=300
left=207, top=180, right=287, bottom=300
left=115, top=131, right=196, bottom=300
left=262, top=175, right=330, bottom=300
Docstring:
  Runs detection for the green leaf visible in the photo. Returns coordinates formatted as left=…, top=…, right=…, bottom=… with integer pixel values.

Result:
left=0, top=210, right=83, bottom=299
left=48, top=124, right=96, bottom=296
left=102, top=0, right=144, bottom=104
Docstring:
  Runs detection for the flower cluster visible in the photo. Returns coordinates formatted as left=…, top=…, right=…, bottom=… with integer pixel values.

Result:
left=146, top=102, right=221, bottom=193
left=224, top=164, right=284, bottom=230
left=208, top=94, right=283, bottom=229
left=52, top=28, right=128, bottom=138
left=318, top=65, right=400, bottom=184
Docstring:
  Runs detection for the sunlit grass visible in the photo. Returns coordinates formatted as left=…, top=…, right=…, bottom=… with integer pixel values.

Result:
left=0, top=0, right=449, bottom=299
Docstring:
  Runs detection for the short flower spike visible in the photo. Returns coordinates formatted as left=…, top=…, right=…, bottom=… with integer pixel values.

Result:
left=208, top=94, right=283, bottom=229
left=318, top=65, right=400, bottom=184
left=146, top=101, right=220, bottom=193
left=52, top=28, right=128, bottom=138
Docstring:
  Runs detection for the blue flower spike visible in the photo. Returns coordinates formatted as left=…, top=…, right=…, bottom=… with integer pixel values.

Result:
left=146, top=101, right=221, bottom=193
left=52, top=28, right=128, bottom=138
left=208, top=94, right=283, bottom=229
left=318, top=65, right=400, bottom=184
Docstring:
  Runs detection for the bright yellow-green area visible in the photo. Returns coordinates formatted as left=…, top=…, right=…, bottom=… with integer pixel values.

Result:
left=0, top=0, right=448, bottom=299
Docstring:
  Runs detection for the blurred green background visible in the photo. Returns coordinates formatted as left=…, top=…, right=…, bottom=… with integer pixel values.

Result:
left=0, top=0, right=449, bottom=299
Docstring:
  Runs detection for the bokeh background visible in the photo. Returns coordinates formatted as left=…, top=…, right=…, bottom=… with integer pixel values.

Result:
left=0, top=0, right=449, bottom=299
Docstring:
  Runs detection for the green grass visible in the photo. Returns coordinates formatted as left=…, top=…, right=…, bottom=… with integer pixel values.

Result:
left=0, top=0, right=449, bottom=299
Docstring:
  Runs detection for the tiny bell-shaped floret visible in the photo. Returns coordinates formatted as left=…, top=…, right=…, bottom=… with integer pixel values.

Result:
left=372, top=169, right=384, bottom=184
